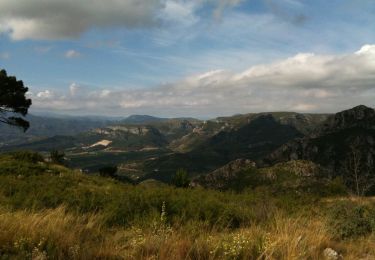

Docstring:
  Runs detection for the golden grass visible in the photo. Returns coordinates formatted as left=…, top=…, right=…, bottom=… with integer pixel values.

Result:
left=0, top=207, right=374, bottom=259
left=0, top=206, right=124, bottom=259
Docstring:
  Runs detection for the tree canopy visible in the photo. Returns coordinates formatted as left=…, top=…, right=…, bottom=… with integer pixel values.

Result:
left=0, top=69, right=31, bottom=131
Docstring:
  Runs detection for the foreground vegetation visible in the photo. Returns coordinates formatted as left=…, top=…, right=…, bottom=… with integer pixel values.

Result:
left=1, top=152, right=375, bottom=259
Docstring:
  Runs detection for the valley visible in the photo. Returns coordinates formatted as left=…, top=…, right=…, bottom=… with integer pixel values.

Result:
left=1, top=111, right=330, bottom=181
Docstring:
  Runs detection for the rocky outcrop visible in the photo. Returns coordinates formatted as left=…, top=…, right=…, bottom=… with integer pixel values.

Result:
left=323, top=248, right=342, bottom=260
left=191, top=159, right=326, bottom=192
left=267, top=105, right=375, bottom=181
left=92, top=125, right=152, bottom=136
left=317, top=105, right=375, bottom=135
left=190, top=159, right=256, bottom=189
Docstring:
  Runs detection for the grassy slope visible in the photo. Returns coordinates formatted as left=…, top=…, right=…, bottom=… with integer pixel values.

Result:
left=1, top=152, right=375, bottom=259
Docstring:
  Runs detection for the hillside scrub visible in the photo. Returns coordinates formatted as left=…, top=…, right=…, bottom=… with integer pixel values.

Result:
left=1, top=151, right=375, bottom=259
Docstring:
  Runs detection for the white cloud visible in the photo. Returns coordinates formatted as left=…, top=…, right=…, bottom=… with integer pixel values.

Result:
left=161, top=0, right=199, bottom=27
left=31, top=45, right=375, bottom=117
left=65, top=50, right=81, bottom=59
left=36, top=90, right=54, bottom=99
left=0, top=0, right=241, bottom=41
left=69, top=83, right=80, bottom=96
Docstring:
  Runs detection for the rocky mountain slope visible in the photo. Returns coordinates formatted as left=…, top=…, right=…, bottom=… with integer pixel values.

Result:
left=190, top=159, right=256, bottom=190
left=267, top=105, right=375, bottom=193
left=142, top=113, right=327, bottom=182
left=191, top=159, right=331, bottom=193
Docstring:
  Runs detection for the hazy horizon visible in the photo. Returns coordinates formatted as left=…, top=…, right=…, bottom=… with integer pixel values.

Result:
left=30, top=104, right=372, bottom=121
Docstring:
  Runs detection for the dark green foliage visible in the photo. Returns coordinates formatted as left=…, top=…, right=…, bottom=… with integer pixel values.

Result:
left=67, top=149, right=170, bottom=175
left=99, top=165, right=118, bottom=178
left=171, top=168, right=190, bottom=188
left=10, top=151, right=44, bottom=163
left=0, top=153, right=61, bottom=177
left=327, top=202, right=372, bottom=239
left=193, top=160, right=348, bottom=196
left=50, top=150, right=65, bottom=164
left=324, top=177, right=348, bottom=196
left=0, top=69, right=31, bottom=131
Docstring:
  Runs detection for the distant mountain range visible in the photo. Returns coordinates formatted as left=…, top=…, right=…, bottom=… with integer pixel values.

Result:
left=0, top=114, right=197, bottom=148
left=2, top=106, right=374, bottom=191
left=0, top=114, right=110, bottom=147
left=120, top=115, right=168, bottom=124
left=142, top=112, right=328, bottom=182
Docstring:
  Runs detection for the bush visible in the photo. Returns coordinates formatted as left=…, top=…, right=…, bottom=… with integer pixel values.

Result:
left=99, top=165, right=118, bottom=178
left=10, top=151, right=44, bottom=163
left=50, top=150, right=65, bottom=164
left=327, top=202, right=372, bottom=239
left=171, top=168, right=190, bottom=188
left=325, top=177, right=348, bottom=196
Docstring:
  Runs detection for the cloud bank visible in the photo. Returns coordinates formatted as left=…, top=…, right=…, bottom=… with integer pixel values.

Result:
left=0, top=0, right=241, bottom=40
left=30, top=45, right=375, bottom=117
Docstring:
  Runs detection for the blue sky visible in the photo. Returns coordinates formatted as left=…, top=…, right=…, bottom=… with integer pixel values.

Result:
left=1, top=0, right=375, bottom=117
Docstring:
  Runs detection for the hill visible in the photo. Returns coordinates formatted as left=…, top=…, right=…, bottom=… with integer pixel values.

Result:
left=0, top=114, right=110, bottom=148
left=0, top=110, right=331, bottom=183
left=121, top=114, right=167, bottom=124
left=191, top=159, right=334, bottom=193
left=142, top=112, right=326, bottom=182
left=1, top=151, right=375, bottom=259
left=267, top=105, right=375, bottom=195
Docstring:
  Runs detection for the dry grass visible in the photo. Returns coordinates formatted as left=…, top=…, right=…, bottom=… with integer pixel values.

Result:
left=258, top=214, right=330, bottom=259
left=0, top=206, right=124, bottom=259
left=1, top=207, right=375, bottom=259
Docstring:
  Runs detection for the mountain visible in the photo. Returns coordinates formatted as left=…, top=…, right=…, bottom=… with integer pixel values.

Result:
left=142, top=112, right=326, bottom=182
left=79, top=125, right=168, bottom=151
left=0, top=114, right=110, bottom=147
left=194, top=114, right=304, bottom=161
left=317, top=105, right=375, bottom=135
left=214, top=112, right=328, bottom=135
left=121, top=115, right=167, bottom=124
left=3, top=125, right=169, bottom=153
left=1, top=135, right=78, bottom=152
left=0, top=110, right=329, bottom=183
left=267, top=105, right=375, bottom=193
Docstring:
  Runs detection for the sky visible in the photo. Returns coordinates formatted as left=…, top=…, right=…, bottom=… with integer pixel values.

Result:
left=0, top=0, right=375, bottom=118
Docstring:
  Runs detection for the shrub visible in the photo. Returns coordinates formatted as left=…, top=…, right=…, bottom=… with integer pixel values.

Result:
left=50, top=150, right=65, bottom=164
left=325, top=177, right=348, bottom=196
left=172, top=168, right=190, bottom=188
left=98, top=165, right=118, bottom=178
left=10, top=151, right=44, bottom=163
left=327, top=202, right=372, bottom=239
